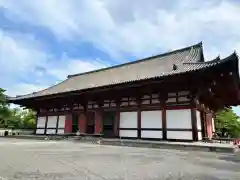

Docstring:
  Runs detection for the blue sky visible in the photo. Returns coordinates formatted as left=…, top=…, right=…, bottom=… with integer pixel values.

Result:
left=0, top=0, right=240, bottom=115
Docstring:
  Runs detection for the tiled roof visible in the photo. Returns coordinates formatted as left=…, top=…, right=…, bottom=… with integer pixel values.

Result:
left=8, top=42, right=236, bottom=101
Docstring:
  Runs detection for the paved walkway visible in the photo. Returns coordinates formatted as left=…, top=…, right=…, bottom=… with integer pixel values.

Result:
left=99, top=138, right=238, bottom=153
left=104, top=138, right=235, bottom=147
left=0, top=138, right=240, bottom=180
left=2, top=135, right=238, bottom=153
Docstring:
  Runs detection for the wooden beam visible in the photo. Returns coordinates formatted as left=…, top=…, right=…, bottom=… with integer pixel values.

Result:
left=191, top=98, right=198, bottom=141
left=161, top=100, right=167, bottom=140
left=137, top=96, right=141, bottom=139
left=114, top=100, right=120, bottom=137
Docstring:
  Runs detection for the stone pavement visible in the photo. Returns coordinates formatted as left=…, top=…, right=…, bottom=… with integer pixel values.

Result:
left=98, top=138, right=238, bottom=153
left=0, top=138, right=239, bottom=180
left=2, top=135, right=238, bottom=154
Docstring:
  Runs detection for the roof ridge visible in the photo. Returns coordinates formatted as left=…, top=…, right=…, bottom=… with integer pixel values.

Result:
left=183, top=52, right=238, bottom=66
left=67, top=42, right=203, bottom=78
left=183, top=56, right=221, bottom=65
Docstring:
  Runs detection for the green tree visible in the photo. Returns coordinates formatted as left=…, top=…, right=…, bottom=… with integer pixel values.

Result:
left=0, top=88, right=36, bottom=129
left=21, top=109, right=36, bottom=129
left=0, top=88, right=11, bottom=127
left=6, top=108, right=22, bottom=129
left=214, top=107, right=240, bottom=138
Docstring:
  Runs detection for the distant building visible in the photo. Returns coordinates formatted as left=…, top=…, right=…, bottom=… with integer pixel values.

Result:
left=8, top=42, right=240, bottom=141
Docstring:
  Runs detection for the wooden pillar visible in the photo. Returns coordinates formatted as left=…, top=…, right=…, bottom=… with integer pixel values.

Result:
left=78, top=104, right=87, bottom=133
left=114, top=100, right=120, bottom=137
left=161, top=101, right=167, bottom=140
left=44, top=116, right=48, bottom=135
left=160, top=93, right=167, bottom=140
left=35, top=111, right=39, bottom=135
left=78, top=112, right=86, bottom=133
left=95, top=105, right=103, bottom=134
left=137, top=97, right=141, bottom=139
left=203, top=110, right=208, bottom=138
left=206, top=112, right=213, bottom=138
left=82, top=103, right=88, bottom=134
left=200, top=111, right=206, bottom=138
left=55, top=115, right=60, bottom=134
left=191, top=99, right=198, bottom=141
left=137, top=110, right=141, bottom=139
left=64, top=114, right=72, bottom=133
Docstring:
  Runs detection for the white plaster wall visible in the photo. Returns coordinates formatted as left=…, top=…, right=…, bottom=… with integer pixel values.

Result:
left=57, top=129, right=65, bottom=134
left=36, top=129, right=45, bottom=134
left=198, top=132, right=202, bottom=140
left=141, top=111, right=162, bottom=128
left=47, top=116, right=57, bottom=128
left=166, top=109, right=192, bottom=129
left=196, top=111, right=202, bottom=130
left=119, top=130, right=138, bottom=137
left=167, top=131, right=193, bottom=140
left=141, top=130, right=162, bottom=139
left=46, top=129, right=56, bottom=135
left=37, top=116, right=46, bottom=128
left=120, top=112, right=137, bottom=128
left=58, top=116, right=65, bottom=128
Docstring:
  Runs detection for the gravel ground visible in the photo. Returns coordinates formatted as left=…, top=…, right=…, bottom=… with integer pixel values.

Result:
left=0, top=138, right=239, bottom=180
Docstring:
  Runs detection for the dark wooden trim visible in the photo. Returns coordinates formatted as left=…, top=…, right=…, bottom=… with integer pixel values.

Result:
left=35, top=113, right=38, bottom=135
left=141, top=128, right=162, bottom=131
left=119, top=128, right=197, bottom=132
left=38, top=102, right=193, bottom=115
left=119, top=108, right=139, bottom=112
left=119, top=128, right=138, bottom=131
left=165, top=105, right=191, bottom=110
left=120, top=128, right=162, bottom=131
left=191, top=99, right=198, bottom=141
left=161, top=100, right=167, bottom=140
left=137, top=99, right=141, bottom=138
left=199, top=110, right=206, bottom=139
left=39, top=111, right=70, bottom=116
left=55, top=115, right=60, bottom=134
left=44, top=116, right=48, bottom=135
left=117, top=136, right=138, bottom=140
left=166, top=128, right=192, bottom=131
left=36, top=127, right=65, bottom=130
left=83, top=104, right=88, bottom=132
left=166, top=139, right=194, bottom=142
left=141, top=138, right=162, bottom=141
left=140, top=106, right=161, bottom=111
left=37, top=102, right=195, bottom=114
left=114, top=101, right=120, bottom=137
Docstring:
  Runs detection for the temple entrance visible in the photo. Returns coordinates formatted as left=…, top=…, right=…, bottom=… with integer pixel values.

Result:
left=72, top=113, right=79, bottom=133
left=102, top=111, right=115, bottom=138
left=86, top=111, right=95, bottom=134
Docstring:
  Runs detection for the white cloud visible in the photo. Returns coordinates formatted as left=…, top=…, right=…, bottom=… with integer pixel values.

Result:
left=0, top=30, right=106, bottom=96
left=5, top=83, right=47, bottom=97
left=48, top=59, right=107, bottom=80
left=0, top=31, right=47, bottom=76
left=1, top=0, right=240, bottom=60
left=1, top=0, right=240, bottom=115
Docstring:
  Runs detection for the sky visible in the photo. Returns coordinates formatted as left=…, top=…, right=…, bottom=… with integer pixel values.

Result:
left=0, top=0, right=240, bottom=115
